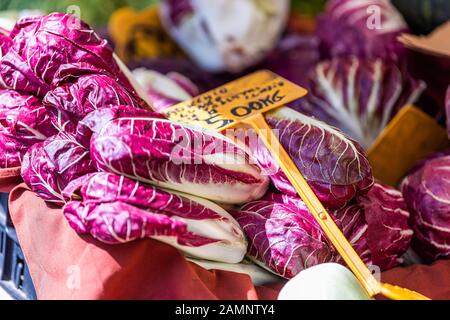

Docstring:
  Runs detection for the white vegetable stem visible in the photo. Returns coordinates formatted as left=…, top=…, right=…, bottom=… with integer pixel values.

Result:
left=187, top=258, right=282, bottom=286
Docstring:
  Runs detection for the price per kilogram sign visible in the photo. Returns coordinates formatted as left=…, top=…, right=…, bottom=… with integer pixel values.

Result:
left=163, top=70, right=308, bottom=130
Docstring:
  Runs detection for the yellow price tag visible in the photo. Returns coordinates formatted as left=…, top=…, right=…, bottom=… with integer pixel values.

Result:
left=163, top=70, right=307, bottom=130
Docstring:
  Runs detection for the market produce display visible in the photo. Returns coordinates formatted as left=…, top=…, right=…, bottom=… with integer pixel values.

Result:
left=0, top=0, right=449, bottom=301
left=0, top=13, right=261, bottom=264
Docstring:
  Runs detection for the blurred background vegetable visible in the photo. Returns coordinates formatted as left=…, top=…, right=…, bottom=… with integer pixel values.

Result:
left=109, top=6, right=184, bottom=63
left=291, top=57, right=425, bottom=149
left=316, top=0, right=409, bottom=63
left=132, top=67, right=199, bottom=112
left=159, top=0, right=290, bottom=73
left=0, top=0, right=158, bottom=27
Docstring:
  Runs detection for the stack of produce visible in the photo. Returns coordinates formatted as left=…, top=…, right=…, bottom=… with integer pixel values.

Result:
left=231, top=107, right=412, bottom=278
left=0, top=13, right=266, bottom=264
left=0, top=10, right=417, bottom=278
left=316, top=0, right=408, bottom=63
left=0, top=12, right=147, bottom=177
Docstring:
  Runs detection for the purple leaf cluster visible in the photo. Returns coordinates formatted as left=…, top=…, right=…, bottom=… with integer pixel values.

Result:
left=62, top=172, right=247, bottom=262
left=90, top=114, right=269, bottom=204
left=316, top=0, right=409, bottom=63
left=254, top=107, right=374, bottom=208
left=233, top=182, right=412, bottom=278
left=401, top=151, right=450, bottom=262
left=0, top=89, right=71, bottom=168
left=290, top=57, right=425, bottom=149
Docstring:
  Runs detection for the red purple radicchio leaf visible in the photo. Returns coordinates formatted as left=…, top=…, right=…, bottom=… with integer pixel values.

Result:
left=62, top=172, right=247, bottom=263
left=75, top=105, right=164, bottom=148
left=62, top=172, right=222, bottom=221
left=3, top=13, right=134, bottom=95
left=401, top=151, right=450, bottom=262
left=256, top=107, right=374, bottom=208
left=336, top=183, right=413, bottom=270
left=233, top=184, right=412, bottom=278
left=21, top=131, right=94, bottom=205
left=290, top=57, right=425, bottom=149
left=0, top=50, right=51, bottom=97
left=0, top=32, right=12, bottom=58
left=232, top=192, right=339, bottom=278
left=316, top=0, right=409, bottom=63
left=0, top=89, right=72, bottom=168
left=43, top=74, right=145, bottom=121
left=90, top=116, right=269, bottom=204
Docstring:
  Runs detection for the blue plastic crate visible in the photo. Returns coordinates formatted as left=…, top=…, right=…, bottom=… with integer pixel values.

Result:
left=0, top=192, right=37, bottom=300
left=0, top=198, right=6, bottom=280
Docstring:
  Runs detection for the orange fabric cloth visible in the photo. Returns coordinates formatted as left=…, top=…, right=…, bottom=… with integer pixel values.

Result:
left=0, top=167, right=21, bottom=192
left=8, top=183, right=450, bottom=300
left=380, top=260, right=450, bottom=300
left=8, top=183, right=282, bottom=300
